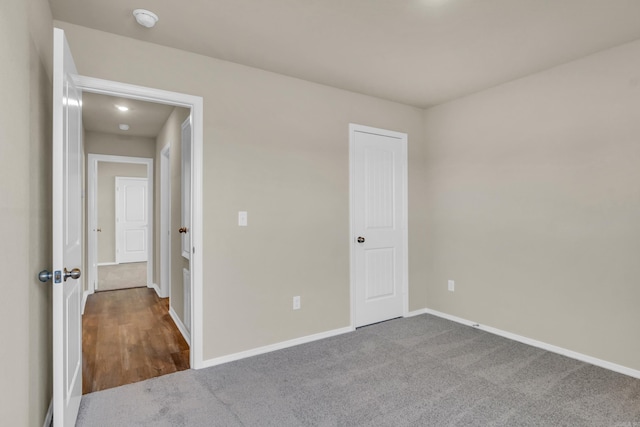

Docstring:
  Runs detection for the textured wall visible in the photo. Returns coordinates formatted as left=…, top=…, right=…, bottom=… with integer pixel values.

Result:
left=56, top=21, right=428, bottom=360
left=423, top=39, right=640, bottom=371
left=1, top=0, right=54, bottom=425
left=94, top=161, right=148, bottom=263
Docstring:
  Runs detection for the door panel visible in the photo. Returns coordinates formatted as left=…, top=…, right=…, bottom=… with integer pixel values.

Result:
left=352, top=126, right=407, bottom=328
left=364, top=147, right=396, bottom=229
left=365, top=248, right=396, bottom=300
left=116, top=177, right=148, bottom=263
left=181, top=117, right=192, bottom=259
left=53, top=27, right=83, bottom=427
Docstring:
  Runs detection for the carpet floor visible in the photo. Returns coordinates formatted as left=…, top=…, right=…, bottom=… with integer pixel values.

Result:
left=76, top=314, right=640, bottom=426
left=97, top=262, right=147, bottom=292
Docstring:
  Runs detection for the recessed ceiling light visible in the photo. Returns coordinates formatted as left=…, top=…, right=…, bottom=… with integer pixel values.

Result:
left=116, top=105, right=129, bottom=112
left=133, top=9, right=159, bottom=28
left=119, top=124, right=130, bottom=131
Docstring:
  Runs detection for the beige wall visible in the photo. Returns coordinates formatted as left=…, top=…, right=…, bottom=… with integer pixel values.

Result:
left=423, top=39, right=640, bottom=371
left=154, top=107, right=190, bottom=321
left=28, top=24, right=54, bottom=427
left=85, top=130, right=156, bottom=158
left=1, top=0, right=53, bottom=425
left=56, top=21, right=428, bottom=360
left=2, top=8, right=638, bottom=425
left=95, top=162, right=148, bottom=263
left=1, top=2, right=31, bottom=424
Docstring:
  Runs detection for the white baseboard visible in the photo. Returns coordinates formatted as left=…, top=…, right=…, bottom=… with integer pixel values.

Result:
left=200, top=326, right=354, bottom=369
left=151, top=282, right=169, bottom=298
left=150, top=282, right=162, bottom=297
left=81, top=290, right=91, bottom=315
left=406, top=308, right=429, bottom=318
left=43, top=399, right=52, bottom=427
left=420, top=308, right=640, bottom=380
left=169, top=306, right=191, bottom=346
left=97, top=262, right=118, bottom=266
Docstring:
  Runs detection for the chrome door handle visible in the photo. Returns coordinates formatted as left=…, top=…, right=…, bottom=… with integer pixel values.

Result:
left=64, top=267, right=81, bottom=281
left=357, top=236, right=365, bottom=243
left=38, top=270, right=53, bottom=282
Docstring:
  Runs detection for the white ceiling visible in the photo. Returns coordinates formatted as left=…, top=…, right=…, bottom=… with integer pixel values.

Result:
left=51, top=0, right=640, bottom=108
left=82, top=92, right=174, bottom=138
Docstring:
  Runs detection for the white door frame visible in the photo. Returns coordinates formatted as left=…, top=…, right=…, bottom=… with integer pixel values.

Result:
left=76, top=75, right=205, bottom=369
left=181, top=117, right=192, bottom=260
left=160, top=144, right=171, bottom=299
left=349, top=123, right=409, bottom=328
left=87, top=155, right=153, bottom=297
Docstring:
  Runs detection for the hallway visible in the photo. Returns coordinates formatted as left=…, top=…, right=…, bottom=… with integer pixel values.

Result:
left=82, top=288, right=190, bottom=394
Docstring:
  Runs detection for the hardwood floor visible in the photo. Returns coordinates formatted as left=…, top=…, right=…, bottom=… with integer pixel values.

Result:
left=82, top=287, right=189, bottom=394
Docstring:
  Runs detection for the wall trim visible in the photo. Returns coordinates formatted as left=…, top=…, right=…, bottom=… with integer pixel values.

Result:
left=200, top=326, right=354, bottom=369
left=169, top=306, right=191, bottom=346
left=43, top=398, right=53, bottom=427
left=405, top=308, right=429, bottom=318
left=87, top=154, right=153, bottom=296
left=76, top=74, right=204, bottom=370
left=96, top=262, right=118, bottom=266
left=150, top=282, right=162, bottom=297
left=81, top=290, right=91, bottom=315
left=420, top=308, right=640, bottom=380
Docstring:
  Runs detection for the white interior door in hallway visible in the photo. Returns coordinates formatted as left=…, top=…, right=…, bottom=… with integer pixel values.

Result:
left=350, top=124, right=408, bottom=328
left=52, top=27, right=83, bottom=427
left=116, top=177, right=149, bottom=264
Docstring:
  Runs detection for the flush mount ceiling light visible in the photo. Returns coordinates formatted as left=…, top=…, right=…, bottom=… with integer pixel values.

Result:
left=115, top=105, right=129, bottom=112
left=119, top=124, right=130, bottom=131
left=133, top=9, right=159, bottom=28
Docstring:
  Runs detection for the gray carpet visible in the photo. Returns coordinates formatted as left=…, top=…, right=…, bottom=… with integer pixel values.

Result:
left=76, top=314, right=640, bottom=426
left=97, top=262, right=147, bottom=292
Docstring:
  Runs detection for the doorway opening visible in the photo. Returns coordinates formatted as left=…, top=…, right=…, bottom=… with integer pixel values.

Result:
left=77, top=77, right=204, bottom=393
left=87, top=154, right=153, bottom=295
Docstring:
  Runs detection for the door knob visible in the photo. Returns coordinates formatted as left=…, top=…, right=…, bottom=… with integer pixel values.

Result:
left=64, top=267, right=81, bottom=281
left=357, top=236, right=365, bottom=243
left=38, top=270, right=53, bottom=282
left=179, top=227, right=188, bottom=234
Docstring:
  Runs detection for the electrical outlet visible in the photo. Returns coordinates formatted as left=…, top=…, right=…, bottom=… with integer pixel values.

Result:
left=293, top=296, right=301, bottom=310
left=448, top=280, right=455, bottom=292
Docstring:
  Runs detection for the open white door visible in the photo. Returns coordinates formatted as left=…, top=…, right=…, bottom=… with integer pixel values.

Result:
left=52, top=28, right=83, bottom=427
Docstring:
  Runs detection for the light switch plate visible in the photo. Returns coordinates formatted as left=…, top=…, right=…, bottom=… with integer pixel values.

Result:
left=238, top=211, right=248, bottom=226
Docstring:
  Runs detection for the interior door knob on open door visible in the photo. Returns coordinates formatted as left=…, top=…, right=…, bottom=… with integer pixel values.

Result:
left=64, top=267, right=81, bottom=281
left=179, top=227, right=189, bottom=234
left=357, top=236, right=365, bottom=243
left=38, top=270, right=53, bottom=282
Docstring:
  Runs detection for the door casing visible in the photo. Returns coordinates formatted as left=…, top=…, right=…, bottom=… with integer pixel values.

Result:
left=160, top=144, right=171, bottom=299
left=76, top=75, right=205, bottom=370
left=87, top=155, right=153, bottom=296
